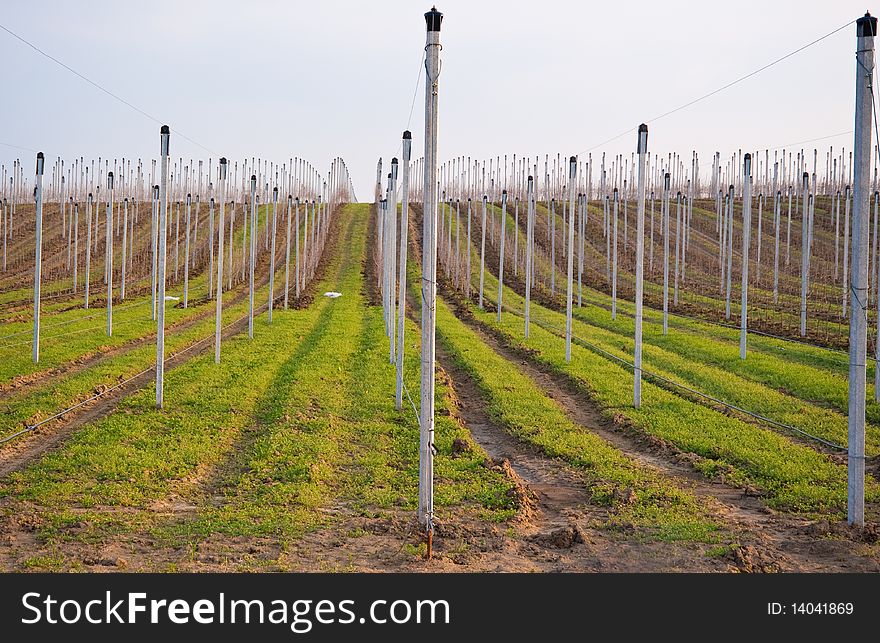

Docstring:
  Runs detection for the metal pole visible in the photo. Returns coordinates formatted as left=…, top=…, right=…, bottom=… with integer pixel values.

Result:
left=419, top=6, right=442, bottom=536
left=209, top=195, right=215, bottom=299
left=740, top=155, right=752, bottom=360
left=156, top=126, right=170, bottom=408
left=524, top=176, right=533, bottom=337
left=849, top=11, right=876, bottom=526
left=634, top=125, right=648, bottom=406
left=611, top=188, right=619, bottom=319
left=121, top=198, right=128, bottom=300
left=183, top=194, right=191, bottom=308
left=284, top=195, right=291, bottom=309
left=295, top=198, right=301, bottom=300
left=773, top=190, right=781, bottom=303
left=215, top=159, right=227, bottom=363
left=396, top=131, right=412, bottom=411
left=662, top=173, right=670, bottom=335
left=497, top=190, right=507, bottom=322
left=565, top=157, right=576, bottom=361
left=479, top=194, right=487, bottom=309
left=388, top=160, right=399, bottom=363
left=85, top=193, right=93, bottom=309
left=674, top=191, right=681, bottom=306
left=269, top=187, right=278, bottom=323
left=106, top=172, right=114, bottom=336
left=800, top=172, right=810, bottom=336
left=844, top=185, right=852, bottom=317
left=249, top=175, right=257, bottom=339
left=151, top=185, right=158, bottom=320
left=32, top=152, right=44, bottom=363
left=73, top=203, right=79, bottom=293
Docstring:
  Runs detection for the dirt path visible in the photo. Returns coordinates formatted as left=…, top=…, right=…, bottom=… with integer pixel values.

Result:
left=451, top=305, right=880, bottom=571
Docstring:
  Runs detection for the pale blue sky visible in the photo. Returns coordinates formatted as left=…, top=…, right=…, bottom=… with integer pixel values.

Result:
left=0, top=0, right=874, bottom=197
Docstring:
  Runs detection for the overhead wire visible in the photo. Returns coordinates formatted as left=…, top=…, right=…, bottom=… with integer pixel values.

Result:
left=577, top=20, right=856, bottom=155
left=0, top=21, right=218, bottom=156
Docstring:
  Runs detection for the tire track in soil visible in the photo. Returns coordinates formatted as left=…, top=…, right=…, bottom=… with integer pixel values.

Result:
left=449, top=301, right=880, bottom=572
left=435, top=346, right=724, bottom=572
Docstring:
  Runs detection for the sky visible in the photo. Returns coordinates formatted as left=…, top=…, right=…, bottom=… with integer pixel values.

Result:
left=0, top=0, right=875, bottom=198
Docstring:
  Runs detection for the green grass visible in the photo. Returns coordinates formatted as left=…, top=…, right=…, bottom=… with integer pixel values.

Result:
left=469, top=280, right=880, bottom=514
left=1, top=204, right=517, bottom=568
left=434, top=294, right=722, bottom=542
left=449, top=214, right=880, bottom=514
left=483, top=200, right=880, bottom=447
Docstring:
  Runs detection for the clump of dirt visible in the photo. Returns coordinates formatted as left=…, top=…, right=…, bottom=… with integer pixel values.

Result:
left=612, top=486, right=638, bottom=505
left=531, top=524, right=586, bottom=549
left=450, top=437, right=471, bottom=457
left=800, top=519, right=880, bottom=544
left=486, top=457, right=537, bottom=521
left=725, top=544, right=782, bottom=573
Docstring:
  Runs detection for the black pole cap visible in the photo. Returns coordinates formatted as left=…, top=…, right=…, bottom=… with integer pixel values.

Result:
left=425, top=6, right=443, bottom=31
left=858, top=12, right=877, bottom=37
left=392, top=158, right=399, bottom=165
left=403, top=130, right=412, bottom=140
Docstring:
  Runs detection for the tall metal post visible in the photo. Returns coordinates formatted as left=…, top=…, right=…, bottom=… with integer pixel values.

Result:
left=284, top=195, right=292, bottom=309
left=249, top=175, right=257, bottom=338
left=565, top=158, right=577, bottom=361
left=849, top=11, right=876, bottom=526
left=611, top=188, right=619, bottom=319
left=156, top=126, right=170, bottom=408
left=634, top=125, right=648, bottom=406
left=85, top=193, right=93, bottom=309
left=183, top=194, right=191, bottom=308
left=106, top=172, right=114, bottom=336
left=419, top=6, right=442, bottom=536
left=32, top=152, right=44, bottom=363
left=215, top=159, right=227, bottom=364
left=388, top=160, right=399, bottom=363
left=479, top=194, right=487, bottom=309
left=396, top=131, right=412, bottom=411
left=121, top=198, right=128, bottom=300
left=497, top=190, right=507, bottom=321
left=740, top=154, right=752, bottom=360
left=269, top=187, right=278, bottom=323
left=800, top=171, right=810, bottom=336
left=209, top=195, right=215, bottom=299
left=525, top=176, right=534, bottom=337
left=662, top=173, right=670, bottom=335
left=151, top=185, right=158, bottom=320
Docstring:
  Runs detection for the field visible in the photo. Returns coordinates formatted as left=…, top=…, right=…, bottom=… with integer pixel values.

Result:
left=1, top=184, right=878, bottom=573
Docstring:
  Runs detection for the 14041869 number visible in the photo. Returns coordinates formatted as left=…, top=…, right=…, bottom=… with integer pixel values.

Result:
left=791, top=603, right=854, bottom=615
